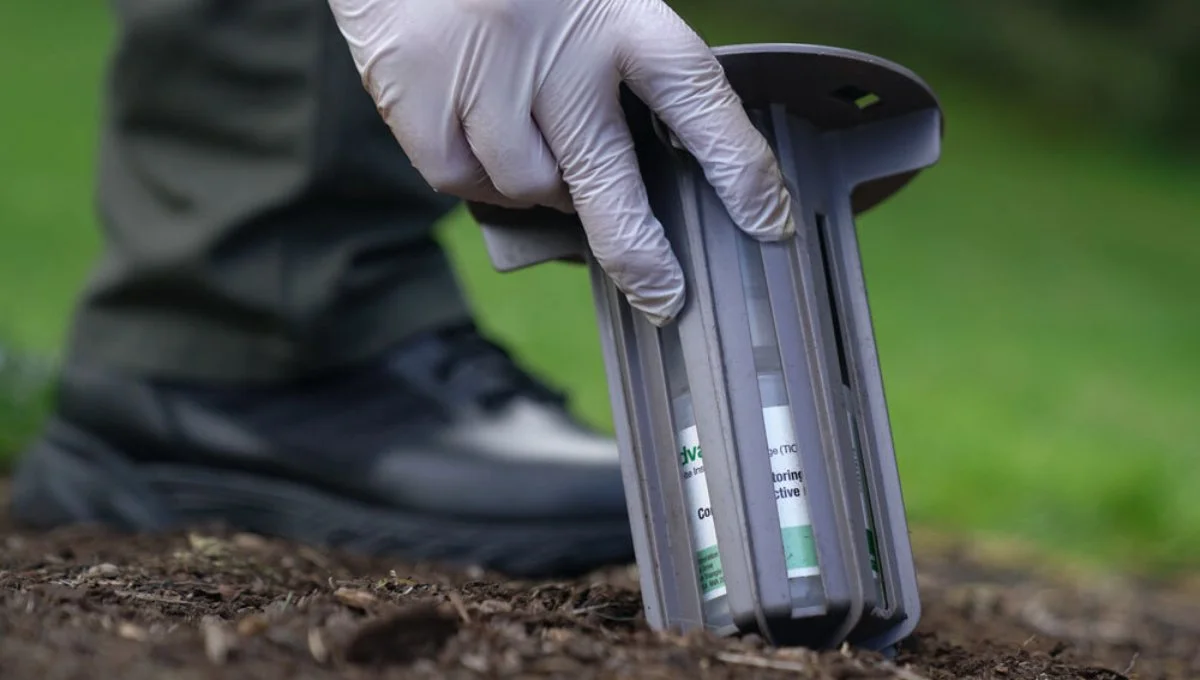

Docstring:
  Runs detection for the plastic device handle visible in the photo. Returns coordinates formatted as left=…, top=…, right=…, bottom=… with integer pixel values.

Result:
left=467, top=43, right=943, bottom=276
left=467, top=203, right=589, bottom=274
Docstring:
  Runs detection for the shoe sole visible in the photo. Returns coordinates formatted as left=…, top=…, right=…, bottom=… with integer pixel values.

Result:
left=10, top=417, right=635, bottom=578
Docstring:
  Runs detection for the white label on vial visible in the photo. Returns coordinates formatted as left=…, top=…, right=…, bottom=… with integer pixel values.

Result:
left=763, top=406, right=820, bottom=578
left=679, top=407, right=821, bottom=602
left=678, top=424, right=725, bottom=601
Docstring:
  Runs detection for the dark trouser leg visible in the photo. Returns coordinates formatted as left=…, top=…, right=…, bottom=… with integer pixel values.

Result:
left=66, top=0, right=470, bottom=384
left=14, top=0, right=633, bottom=579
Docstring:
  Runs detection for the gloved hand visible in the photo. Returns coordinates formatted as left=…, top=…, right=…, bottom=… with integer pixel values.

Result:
left=327, top=0, right=795, bottom=325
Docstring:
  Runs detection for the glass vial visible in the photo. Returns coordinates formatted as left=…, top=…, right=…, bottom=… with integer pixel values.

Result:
left=665, top=232, right=825, bottom=627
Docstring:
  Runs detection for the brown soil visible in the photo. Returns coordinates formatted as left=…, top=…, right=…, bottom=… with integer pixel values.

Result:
left=1, top=481, right=1197, bottom=680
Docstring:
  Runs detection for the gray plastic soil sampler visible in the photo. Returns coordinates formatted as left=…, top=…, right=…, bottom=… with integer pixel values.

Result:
left=467, top=43, right=944, bottom=651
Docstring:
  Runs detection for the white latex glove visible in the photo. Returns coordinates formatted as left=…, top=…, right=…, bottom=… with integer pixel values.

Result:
left=328, top=0, right=795, bottom=325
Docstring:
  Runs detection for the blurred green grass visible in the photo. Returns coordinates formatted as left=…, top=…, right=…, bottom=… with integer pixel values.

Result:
left=2, top=4, right=1199, bottom=575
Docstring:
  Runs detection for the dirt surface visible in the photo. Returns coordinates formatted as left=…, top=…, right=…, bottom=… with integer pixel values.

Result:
left=1, top=482, right=1197, bottom=679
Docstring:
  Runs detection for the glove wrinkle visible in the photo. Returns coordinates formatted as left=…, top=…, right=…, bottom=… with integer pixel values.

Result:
left=328, top=0, right=796, bottom=326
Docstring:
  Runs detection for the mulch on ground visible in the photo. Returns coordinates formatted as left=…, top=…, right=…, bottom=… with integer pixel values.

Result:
left=1, top=481, right=1197, bottom=680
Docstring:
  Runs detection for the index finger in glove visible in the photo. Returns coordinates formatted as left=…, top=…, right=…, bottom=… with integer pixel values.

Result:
left=616, top=2, right=795, bottom=242
left=534, top=78, right=685, bottom=326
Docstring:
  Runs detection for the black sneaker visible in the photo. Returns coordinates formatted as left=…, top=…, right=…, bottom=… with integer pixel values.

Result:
left=9, top=323, right=633, bottom=577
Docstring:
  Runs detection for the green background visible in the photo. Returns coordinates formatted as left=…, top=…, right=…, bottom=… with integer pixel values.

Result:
left=1, top=2, right=1198, bottom=576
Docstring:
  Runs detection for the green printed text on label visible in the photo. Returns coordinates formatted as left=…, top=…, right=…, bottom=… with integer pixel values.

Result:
left=678, top=425, right=726, bottom=601
left=679, top=405, right=823, bottom=602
